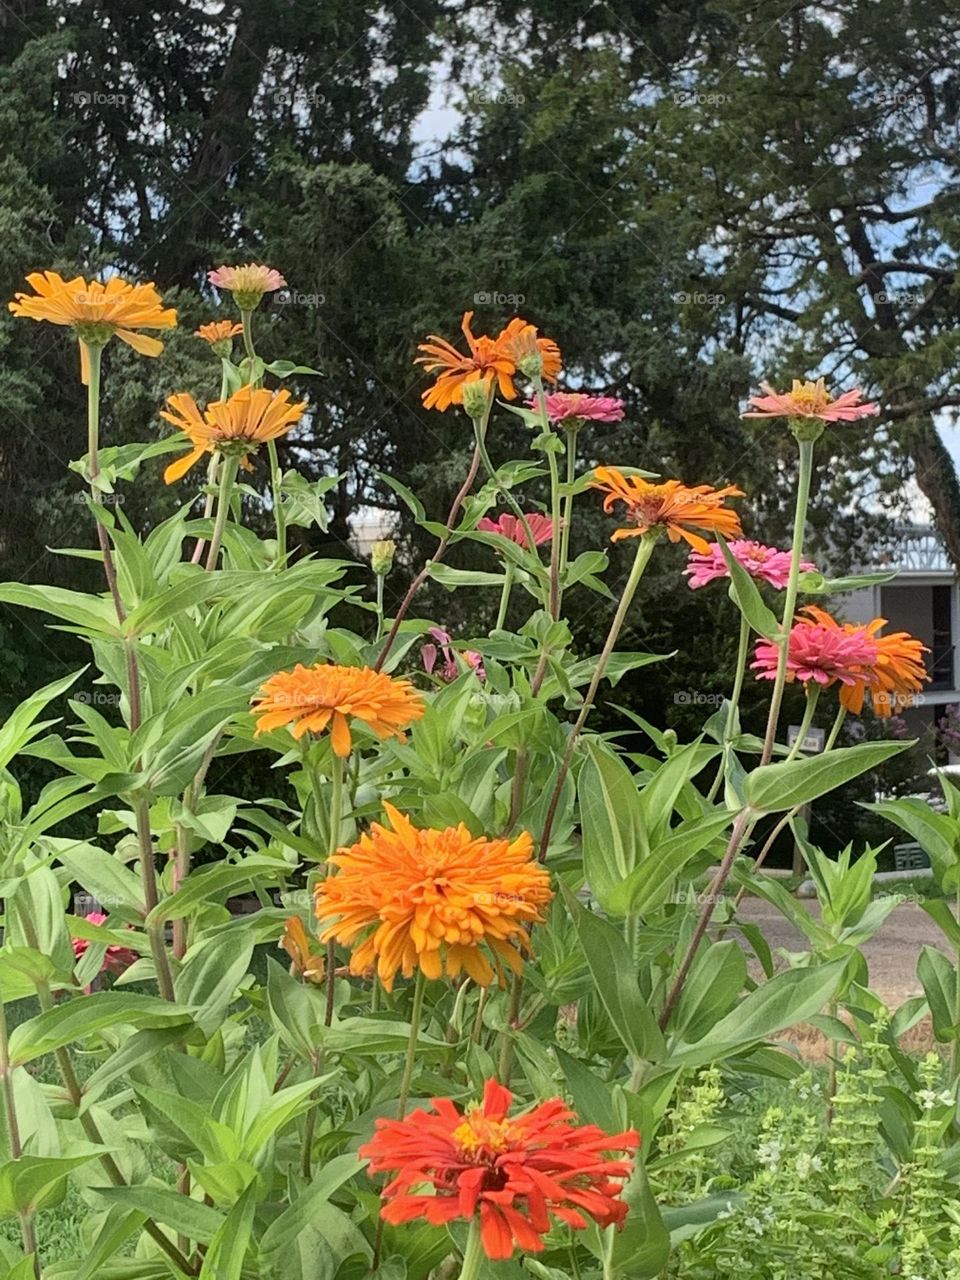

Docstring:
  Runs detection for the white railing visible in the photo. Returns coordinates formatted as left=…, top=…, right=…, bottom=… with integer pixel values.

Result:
left=865, top=525, right=951, bottom=573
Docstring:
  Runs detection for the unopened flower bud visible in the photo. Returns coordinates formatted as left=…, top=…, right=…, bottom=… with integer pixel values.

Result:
left=371, top=539, right=396, bottom=576
left=461, top=378, right=492, bottom=420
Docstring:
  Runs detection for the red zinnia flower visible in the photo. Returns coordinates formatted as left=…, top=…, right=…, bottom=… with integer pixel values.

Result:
left=71, top=912, right=139, bottom=979
left=361, top=1079, right=638, bottom=1260
left=477, top=512, right=555, bottom=548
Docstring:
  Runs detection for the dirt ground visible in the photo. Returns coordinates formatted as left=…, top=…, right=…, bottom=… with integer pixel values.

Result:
left=734, top=898, right=947, bottom=1004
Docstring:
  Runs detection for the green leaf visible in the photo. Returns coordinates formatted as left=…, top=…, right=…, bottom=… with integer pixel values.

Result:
left=669, top=940, right=747, bottom=1042
left=94, top=1185, right=225, bottom=1243
left=147, top=856, right=283, bottom=924
left=9, top=993, right=193, bottom=1065
left=71, top=1205, right=146, bottom=1280
left=918, top=945, right=958, bottom=1041
left=797, top=569, right=898, bottom=595
left=259, top=1153, right=364, bottom=1261
left=0, top=1153, right=101, bottom=1217
left=561, top=886, right=665, bottom=1063
left=745, top=741, right=913, bottom=813
left=608, top=810, right=734, bottom=918
left=716, top=534, right=779, bottom=639
left=595, top=1162, right=669, bottom=1279
left=578, top=740, right=646, bottom=913
left=865, top=798, right=959, bottom=887
left=669, top=960, right=847, bottom=1065
left=176, top=931, right=255, bottom=1035
left=199, top=1180, right=258, bottom=1279
left=0, top=584, right=117, bottom=635
left=52, top=841, right=144, bottom=912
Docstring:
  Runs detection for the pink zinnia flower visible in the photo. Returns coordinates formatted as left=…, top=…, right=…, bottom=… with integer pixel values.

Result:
left=742, top=378, right=879, bottom=423
left=752, top=619, right=879, bottom=688
left=531, top=392, right=626, bottom=426
left=477, top=512, right=554, bottom=548
left=685, top=540, right=816, bottom=590
left=207, top=263, right=286, bottom=308
left=71, top=912, right=139, bottom=979
left=422, top=627, right=485, bottom=683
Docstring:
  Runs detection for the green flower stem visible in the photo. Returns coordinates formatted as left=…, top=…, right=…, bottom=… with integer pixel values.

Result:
left=321, top=752, right=343, bottom=1024
left=134, top=796, right=176, bottom=1003
left=85, top=342, right=144, bottom=735
left=705, top=613, right=752, bottom=805
left=532, top=378, right=562, bottom=618
left=456, top=1219, right=485, bottom=1280
left=204, top=453, right=240, bottom=571
left=24, top=956, right=195, bottom=1275
left=471, top=986, right=489, bottom=1044
left=267, top=438, right=287, bottom=567
left=0, top=997, right=39, bottom=1276
left=559, top=424, right=579, bottom=590
left=658, top=807, right=760, bottom=1031
left=374, top=573, right=386, bottom=643
left=471, top=419, right=546, bottom=603
left=538, top=532, right=659, bottom=861
left=824, top=703, right=847, bottom=750
left=190, top=361, right=229, bottom=565
left=760, top=435, right=816, bottom=764
left=497, top=972, right=523, bottom=1084
left=397, top=970, right=427, bottom=1120
left=239, top=308, right=285, bottom=565
left=783, top=685, right=821, bottom=764
left=495, top=561, right=515, bottom=631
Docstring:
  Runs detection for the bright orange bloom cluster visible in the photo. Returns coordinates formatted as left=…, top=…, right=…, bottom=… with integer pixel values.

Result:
left=743, top=378, right=879, bottom=423
left=8, top=271, right=176, bottom=383
left=807, top=606, right=929, bottom=716
left=194, top=319, right=243, bottom=346
left=279, top=917, right=325, bottom=984
left=315, top=804, right=552, bottom=990
left=590, top=468, right=744, bottom=551
left=416, top=311, right=561, bottom=412
left=160, top=385, right=307, bottom=482
left=252, top=664, right=424, bottom=756
left=361, top=1078, right=638, bottom=1259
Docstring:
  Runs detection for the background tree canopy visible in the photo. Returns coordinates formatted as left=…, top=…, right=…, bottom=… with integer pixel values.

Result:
left=1, top=0, right=958, bottom=852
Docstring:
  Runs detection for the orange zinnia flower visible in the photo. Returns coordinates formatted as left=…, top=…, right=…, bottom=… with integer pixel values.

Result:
left=160, top=384, right=307, bottom=483
left=589, top=467, right=743, bottom=551
left=279, top=916, right=325, bottom=984
left=194, top=319, right=243, bottom=346
left=314, top=804, right=552, bottom=990
left=8, top=270, right=176, bottom=384
left=416, top=312, right=561, bottom=412
left=360, top=1078, right=638, bottom=1260
left=801, top=606, right=929, bottom=716
left=251, top=664, right=424, bottom=756
left=742, top=378, right=879, bottom=423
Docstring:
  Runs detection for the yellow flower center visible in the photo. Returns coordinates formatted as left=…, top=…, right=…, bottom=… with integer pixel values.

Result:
left=789, top=380, right=832, bottom=414
left=452, top=1112, right=513, bottom=1158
